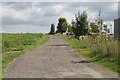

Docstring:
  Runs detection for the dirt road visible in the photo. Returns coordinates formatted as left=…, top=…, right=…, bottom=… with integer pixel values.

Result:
left=3, top=35, right=117, bottom=78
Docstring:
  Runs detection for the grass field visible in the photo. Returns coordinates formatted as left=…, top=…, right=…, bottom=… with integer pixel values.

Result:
left=1, top=33, right=49, bottom=76
left=57, top=34, right=119, bottom=76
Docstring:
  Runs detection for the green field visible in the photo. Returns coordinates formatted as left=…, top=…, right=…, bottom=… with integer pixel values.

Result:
left=1, top=33, right=49, bottom=75
left=57, top=34, right=119, bottom=76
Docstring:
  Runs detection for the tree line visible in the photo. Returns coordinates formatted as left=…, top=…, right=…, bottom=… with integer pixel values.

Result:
left=49, top=10, right=110, bottom=40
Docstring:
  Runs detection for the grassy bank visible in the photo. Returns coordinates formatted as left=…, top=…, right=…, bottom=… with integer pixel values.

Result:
left=57, top=34, right=119, bottom=76
left=1, top=33, right=49, bottom=75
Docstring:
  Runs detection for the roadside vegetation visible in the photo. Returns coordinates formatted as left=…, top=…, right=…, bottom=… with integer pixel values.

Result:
left=1, top=33, right=49, bottom=73
left=58, top=34, right=119, bottom=75
left=50, top=10, right=119, bottom=75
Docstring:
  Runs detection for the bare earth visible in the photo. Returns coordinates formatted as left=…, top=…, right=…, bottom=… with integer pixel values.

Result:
left=3, top=35, right=117, bottom=78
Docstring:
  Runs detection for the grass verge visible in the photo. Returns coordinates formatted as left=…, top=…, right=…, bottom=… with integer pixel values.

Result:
left=1, top=33, right=49, bottom=77
left=57, top=34, right=119, bottom=76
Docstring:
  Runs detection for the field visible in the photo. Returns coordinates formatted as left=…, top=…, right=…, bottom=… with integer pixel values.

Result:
left=57, top=34, right=119, bottom=75
left=1, top=33, right=49, bottom=75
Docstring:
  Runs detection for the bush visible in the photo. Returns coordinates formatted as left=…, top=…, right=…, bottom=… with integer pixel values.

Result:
left=89, top=45, right=106, bottom=58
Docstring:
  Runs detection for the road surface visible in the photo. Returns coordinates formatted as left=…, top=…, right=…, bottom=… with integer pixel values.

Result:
left=3, top=35, right=117, bottom=78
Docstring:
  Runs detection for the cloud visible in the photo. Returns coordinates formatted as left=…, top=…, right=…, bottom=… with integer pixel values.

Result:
left=3, top=2, right=33, bottom=10
left=2, top=17, right=26, bottom=25
left=2, top=24, right=50, bottom=33
left=59, top=11, right=74, bottom=23
left=2, top=4, right=29, bottom=21
left=67, top=2, right=118, bottom=20
left=2, top=0, right=120, bottom=2
left=2, top=2, right=118, bottom=33
left=53, top=5, right=64, bottom=14
left=118, top=2, right=120, bottom=18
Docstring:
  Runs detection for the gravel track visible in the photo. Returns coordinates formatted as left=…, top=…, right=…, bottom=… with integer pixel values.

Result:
left=3, top=35, right=117, bottom=78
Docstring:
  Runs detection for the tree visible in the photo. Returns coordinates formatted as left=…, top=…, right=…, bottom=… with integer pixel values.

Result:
left=72, top=11, right=89, bottom=40
left=57, top=17, right=67, bottom=34
left=56, top=30, right=59, bottom=33
left=103, top=24, right=110, bottom=41
left=71, top=20, right=76, bottom=27
left=103, top=24, right=108, bottom=33
left=67, top=24, right=72, bottom=33
left=61, top=22, right=68, bottom=33
left=49, top=24, right=55, bottom=34
left=90, top=22, right=99, bottom=42
left=97, top=10, right=104, bottom=33
left=99, top=19, right=104, bottom=32
left=71, top=20, right=76, bottom=34
left=90, top=22, right=99, bottom=33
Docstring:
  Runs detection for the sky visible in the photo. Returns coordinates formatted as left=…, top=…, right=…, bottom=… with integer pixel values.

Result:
left=1, top=0, right=119, bottom=33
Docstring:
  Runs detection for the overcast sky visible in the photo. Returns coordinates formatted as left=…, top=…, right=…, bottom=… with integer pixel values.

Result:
left=1, top=1, right=119, bottom=33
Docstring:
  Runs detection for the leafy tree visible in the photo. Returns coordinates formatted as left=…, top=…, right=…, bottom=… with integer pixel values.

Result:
left=96, top=11, right=104, bottom=33
left=99, top=19, right=104, bottom=32
left=61, top=22, right=68, bottom=33
left=107, top=28, right=110, bottom=33
left=103, top=24, right=108, bottom=33
left=71, top=20, right=76, bottom=34
left=71, top=20, right=76, bottom=27
left=90, top=22, right=99, bottom=33
left=67, top=24, right=72, bottom=33
left=103, top=24, right=110, bottom=41
left=56, top=30, right=59, bottom=33
left=57, top=17, right=67, bottom=34
left=90, top=22, right=99, bottom=42
left=49, top=24, right=55, bottom=34
left=72, top=11, right=89, bottom=40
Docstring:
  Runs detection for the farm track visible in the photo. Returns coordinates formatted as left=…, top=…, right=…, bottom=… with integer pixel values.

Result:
left=3, top=35, right=117, bottom=78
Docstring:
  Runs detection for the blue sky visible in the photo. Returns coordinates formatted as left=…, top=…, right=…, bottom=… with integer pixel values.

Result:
left=1, top=0, right=119, bottom=33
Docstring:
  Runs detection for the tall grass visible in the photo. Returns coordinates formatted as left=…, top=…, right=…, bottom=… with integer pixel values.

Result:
left=88, top=37, right=119, bottom=74
left=58, top=34, right=119, bottom=75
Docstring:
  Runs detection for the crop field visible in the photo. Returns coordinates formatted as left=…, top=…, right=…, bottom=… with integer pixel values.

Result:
left=2, top=33, right=44, bottom=53
left=1, top=33, right=49, bottom=73
left=58, top=34, right=120, bottom=75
